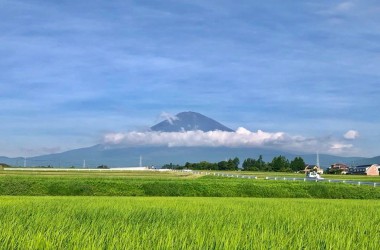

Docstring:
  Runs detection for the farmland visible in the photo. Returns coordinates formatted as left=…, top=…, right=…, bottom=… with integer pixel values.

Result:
left=0, top=170, right=380, bottom=198
left=0, top=196, right=379, bottom=249
left=0, top=170, right=379, bottom=249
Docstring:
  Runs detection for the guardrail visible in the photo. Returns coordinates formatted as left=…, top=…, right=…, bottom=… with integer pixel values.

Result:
left=173, top=170, right=258, bottom=179
left=197, top=171, right=258, bottom=179
left=174, top=170, right=379, bottom=187
left=265, top=176, right=379, bottom=187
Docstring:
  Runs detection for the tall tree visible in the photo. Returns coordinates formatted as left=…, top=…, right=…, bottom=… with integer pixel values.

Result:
left=271, top=155, right=290, bottom=172
left=290, top=157, right=306, bottom=172
left=242, top=158, right=256, bottom=171
left=232, top=157, right=240, bottom=170
left=256, top=155, right=266, bottom=171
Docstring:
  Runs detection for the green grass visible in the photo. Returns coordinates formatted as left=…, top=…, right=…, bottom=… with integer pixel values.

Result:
left=0, top=171, right=380, bottom=198
left=0, top=196, right=379, bottom=249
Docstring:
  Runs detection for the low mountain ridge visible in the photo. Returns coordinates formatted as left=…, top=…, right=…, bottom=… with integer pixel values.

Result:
left=0, top=145, right=370, bottom=169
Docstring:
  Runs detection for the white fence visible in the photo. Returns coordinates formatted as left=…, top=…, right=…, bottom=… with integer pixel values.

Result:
left=174, top=170, right=258, bottom=179
left=174, top=170, right=379, bottom=188
left=265, top=176, right=379, bottom=188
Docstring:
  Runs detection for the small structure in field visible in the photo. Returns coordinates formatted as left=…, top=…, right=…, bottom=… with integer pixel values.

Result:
left=0, top=163, right=11, bottom=170
left=327, top=163, right=349, bottom=174
left=302, top=164, right=324, bottom=175
left=349, top=164, right=380, bottom=176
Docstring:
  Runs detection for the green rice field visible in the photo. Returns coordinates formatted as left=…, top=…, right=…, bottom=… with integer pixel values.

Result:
left=0, top=196, right=379, bottom=249
left=1, top=170, right=379, bottom=198
left=0, top=170, right=379, bottom=249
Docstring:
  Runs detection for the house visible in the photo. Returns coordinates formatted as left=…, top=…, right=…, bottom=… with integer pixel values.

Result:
left=328, top=163, right=349, bottom=174
left=302, top=164, right=324, bottom=175
left=0, top=163, right=10, bottom=170
left=349, top=164, right=380, bottom=176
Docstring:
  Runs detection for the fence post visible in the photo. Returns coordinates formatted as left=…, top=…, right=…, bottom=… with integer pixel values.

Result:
left=304, top=178, right=306, bottom=182
left=358, top=182, right=361, bottom=186
left=374, top=183, right=376, bottom=187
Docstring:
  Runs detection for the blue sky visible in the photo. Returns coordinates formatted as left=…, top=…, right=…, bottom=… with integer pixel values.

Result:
left=1, top=0, right=380, bottom=157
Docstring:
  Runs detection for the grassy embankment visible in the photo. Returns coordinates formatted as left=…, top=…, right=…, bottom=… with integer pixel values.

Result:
left=0, top=170, right=379, bottom=198
left=0, top=196, right=379, bottom=249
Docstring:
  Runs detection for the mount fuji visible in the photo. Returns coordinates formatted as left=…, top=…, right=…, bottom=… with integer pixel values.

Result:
left=150, top=111, right=234, bottom=132
left=0, top=111, right=376, bottom=168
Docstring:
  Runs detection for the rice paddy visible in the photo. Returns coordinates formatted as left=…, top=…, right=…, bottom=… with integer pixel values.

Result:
left=0, top=196, right=379, bottom=249
left=0, top=170, right=379, bottom=249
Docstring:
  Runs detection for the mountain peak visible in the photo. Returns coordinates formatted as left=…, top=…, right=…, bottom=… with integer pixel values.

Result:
left=150, top=111, right=234, bottom=132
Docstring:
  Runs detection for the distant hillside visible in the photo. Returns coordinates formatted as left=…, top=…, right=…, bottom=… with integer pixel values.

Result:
left=0, top=145, right=370, bottom=169
left=151, top=111, right=234, bottom=132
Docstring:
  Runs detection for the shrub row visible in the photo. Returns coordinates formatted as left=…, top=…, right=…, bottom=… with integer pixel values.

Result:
left=0, top=175, right=379, bottom=199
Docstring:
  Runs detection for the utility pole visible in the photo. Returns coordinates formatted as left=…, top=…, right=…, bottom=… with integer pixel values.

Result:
left=139, top=155, right=142, bottom=167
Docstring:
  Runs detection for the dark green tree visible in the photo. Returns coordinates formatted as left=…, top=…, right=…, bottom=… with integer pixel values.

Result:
left=97, top=165, right=109, bottom=169
left=232, top=157, right=240, bottom=169
left=256, top=155, right=266, bottom=171
left=227, top=159, right=236, bottom=170
left=290, top=157, right=306, bottom=172
left=242, top=158, right=257, bottom=171
left=271, top=155, right=290, bottom=172
left=217, top=161, right=228, bottom=170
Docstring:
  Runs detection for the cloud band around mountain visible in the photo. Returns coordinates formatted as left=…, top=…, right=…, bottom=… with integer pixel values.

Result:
left=103, top=127, right=355, bottom=154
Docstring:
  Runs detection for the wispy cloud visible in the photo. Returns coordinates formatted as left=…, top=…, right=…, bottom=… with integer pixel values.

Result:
left=335, top=2, right=355, bottom=12
left=158, top=112, right=179, bottom=125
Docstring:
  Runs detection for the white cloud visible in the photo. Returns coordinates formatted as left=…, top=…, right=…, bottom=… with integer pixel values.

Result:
left=104, top=127, right=286, bottom=147
left=103, top=128, right=357, bottom=155
left=344, top=130, right=359, bottom=140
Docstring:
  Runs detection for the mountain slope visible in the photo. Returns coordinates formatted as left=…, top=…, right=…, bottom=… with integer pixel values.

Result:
left=151, top=111, right=234, bottom=132
left=0, top=145, right=370, bottom=169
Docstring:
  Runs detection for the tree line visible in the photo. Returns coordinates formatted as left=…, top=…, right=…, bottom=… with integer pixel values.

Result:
left=162, top=155, right=306, bottom=172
